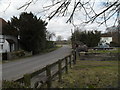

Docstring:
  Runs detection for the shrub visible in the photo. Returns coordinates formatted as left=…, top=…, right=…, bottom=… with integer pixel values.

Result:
left=2, top=80, right=26, bottom=88
left=13, top=50, right=25, bottom=57
left=46, top=41, right=55, bottom=49
left=110, top=42, right=120, bottom=47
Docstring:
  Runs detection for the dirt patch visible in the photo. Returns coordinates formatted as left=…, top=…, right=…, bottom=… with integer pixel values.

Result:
left=78, top=52, right=119, bottom=61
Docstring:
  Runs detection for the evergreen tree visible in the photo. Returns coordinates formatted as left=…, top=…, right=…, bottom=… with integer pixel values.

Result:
left=72, top=30, right=101, bottom=47
left=10, top=12, right=48, bottom=54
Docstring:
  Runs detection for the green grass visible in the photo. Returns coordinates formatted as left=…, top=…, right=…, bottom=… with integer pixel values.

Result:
left=41, top=45, right=62, bottom=53
left=89, top=48, right=120, bottom=53
left=52, top=60, right=118, bottom=88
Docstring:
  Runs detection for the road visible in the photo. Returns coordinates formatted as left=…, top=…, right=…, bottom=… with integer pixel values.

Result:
left=3, top=45, right=72, bottom=80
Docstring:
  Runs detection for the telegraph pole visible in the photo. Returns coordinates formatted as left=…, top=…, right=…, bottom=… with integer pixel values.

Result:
left=118, top=5, right=120, bottom=47
left=71, top=29, right=73, bottom=49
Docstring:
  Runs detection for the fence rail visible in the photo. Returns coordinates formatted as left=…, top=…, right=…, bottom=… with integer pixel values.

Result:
left=15, top=51, right=77, bottom=88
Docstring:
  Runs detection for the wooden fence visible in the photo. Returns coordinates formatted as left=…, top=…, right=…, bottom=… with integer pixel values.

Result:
left=15, top=51, right=77, bottom=88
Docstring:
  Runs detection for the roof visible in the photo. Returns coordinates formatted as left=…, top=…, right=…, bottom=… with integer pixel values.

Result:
left=0, top=18, right=18, bottom=36
left=0, top=18, right=8, bottom=34
left=101, top=33, right=112, bottom=37
left=6, top=39, right=15, bottom=44
left=0, top=18, right=7, bottom=26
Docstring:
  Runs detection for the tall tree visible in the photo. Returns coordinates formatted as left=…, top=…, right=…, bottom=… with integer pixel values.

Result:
left=46, top=31, right=56, bottom=41
left=56, top=35, right=62, bottom=41
left=10, top=12, right=48, bottom=54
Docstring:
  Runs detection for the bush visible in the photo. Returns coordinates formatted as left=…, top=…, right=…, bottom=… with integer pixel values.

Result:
left=110, top=42, right=120, bottom=47
left=13, top=50, right=25, bottom=57
left=2, top=80, right=26, bottom=88
left=46, top=41, right=55, bottom=49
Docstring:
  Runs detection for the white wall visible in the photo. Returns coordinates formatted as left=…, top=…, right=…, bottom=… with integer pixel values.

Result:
left=0, top=35, right=17, bottom=53
left=100, top=37, right=112, bottom=44
left=0, top=40, right=10, bottom=53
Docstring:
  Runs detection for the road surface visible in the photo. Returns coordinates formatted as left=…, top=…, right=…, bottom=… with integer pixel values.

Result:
left=3, top=45, right=72, bottom=80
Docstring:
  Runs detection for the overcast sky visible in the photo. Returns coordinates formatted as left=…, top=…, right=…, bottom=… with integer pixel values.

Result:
left=0, top=0, right=118, bottom=40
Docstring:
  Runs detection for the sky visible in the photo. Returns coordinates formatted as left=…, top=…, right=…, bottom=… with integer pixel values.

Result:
left=0, top=0, right=118, bottom=40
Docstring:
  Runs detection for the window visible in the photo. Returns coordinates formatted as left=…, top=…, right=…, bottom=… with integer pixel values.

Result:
left=1, top=45, right=3, bottom=49
left=0, top=38, right=5, bottom=43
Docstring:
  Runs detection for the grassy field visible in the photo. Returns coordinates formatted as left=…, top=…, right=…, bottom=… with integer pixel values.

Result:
left=52, top=60, right=118, bottom=88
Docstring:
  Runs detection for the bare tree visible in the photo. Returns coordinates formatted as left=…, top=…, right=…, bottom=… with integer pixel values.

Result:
left=17, top=0, right=120, bottom=27
left=56, top=35, right=62, bottom=41
left=46, top=31, right=56, bottom=41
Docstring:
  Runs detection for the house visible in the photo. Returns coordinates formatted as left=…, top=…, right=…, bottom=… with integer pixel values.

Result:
left=97, top=33, right=112, bottom=48
left=100, top=33, right=112, bottom=44
left=105, top=25, right=120, bottom=46
left=0, top=18, right=18, bottom=53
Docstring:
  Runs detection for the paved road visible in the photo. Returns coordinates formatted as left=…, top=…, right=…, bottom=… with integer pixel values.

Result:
left=3, top=45, right=72, bottom=80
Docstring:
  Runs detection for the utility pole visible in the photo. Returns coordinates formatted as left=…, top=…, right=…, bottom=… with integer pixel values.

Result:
left=71, top=29, right=73, bottom=49
left=118, top=5, right=120, bottom=29
left=118, top=5, right=120, bottom=46
left=73, top=26, right=78, bottom=63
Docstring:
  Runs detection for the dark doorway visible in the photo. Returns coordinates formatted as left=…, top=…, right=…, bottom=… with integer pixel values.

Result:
left=2, top=53, right=7, bottom=60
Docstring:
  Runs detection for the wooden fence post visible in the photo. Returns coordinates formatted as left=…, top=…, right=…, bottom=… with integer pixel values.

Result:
left=73, top=51, right=76, bottom=64
left=24, top=74, right=31, bottom=87
left=58, top=59, right=62, bottom=82
left=65, top=57, right=68, bottom=74
left=72, top=52, right=74, bottom=64
left=69, top=55, right=72, bottom=68
left=46, top=65, right=52, bottom=88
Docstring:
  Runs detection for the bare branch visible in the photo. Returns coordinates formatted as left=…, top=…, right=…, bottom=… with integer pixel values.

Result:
left=4, top=0, right=119, bottom=27
left=103, top=12, right=107, bottom=27
left=66, top=2, right=80, bottom=23
left=90, top=1, right=119, bottom=23
left=43, top=1, right=61, bottom=9
left=3, top=0, right=11, bottom=13
left=98, top=9, right=118, bottom=27
left=17, top=0, right=33, bottom=10
left=48, top=0, right=68, bottom=20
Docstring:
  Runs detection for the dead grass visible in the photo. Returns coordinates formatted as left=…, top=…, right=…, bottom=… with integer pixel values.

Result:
left=52, top=60, right=118, bottom=88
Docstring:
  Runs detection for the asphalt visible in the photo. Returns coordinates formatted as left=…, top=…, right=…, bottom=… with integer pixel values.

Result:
left=2, top=45, right=72, bottom=81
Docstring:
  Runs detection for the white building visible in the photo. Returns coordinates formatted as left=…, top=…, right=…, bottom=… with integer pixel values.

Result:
left=0, top=35, right=18, bottom=53
left=100, top=37, right=112, bottom=44
left=98, top=33, right=113, bottom=48
left=0, top=18, right=18, bottom=53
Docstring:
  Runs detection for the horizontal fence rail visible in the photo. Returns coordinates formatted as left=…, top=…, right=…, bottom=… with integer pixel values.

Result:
left=15, top=51, right=77, bottom=88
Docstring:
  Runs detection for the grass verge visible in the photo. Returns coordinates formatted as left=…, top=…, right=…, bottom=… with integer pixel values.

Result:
left=41, top=45, right=62, bottom=54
